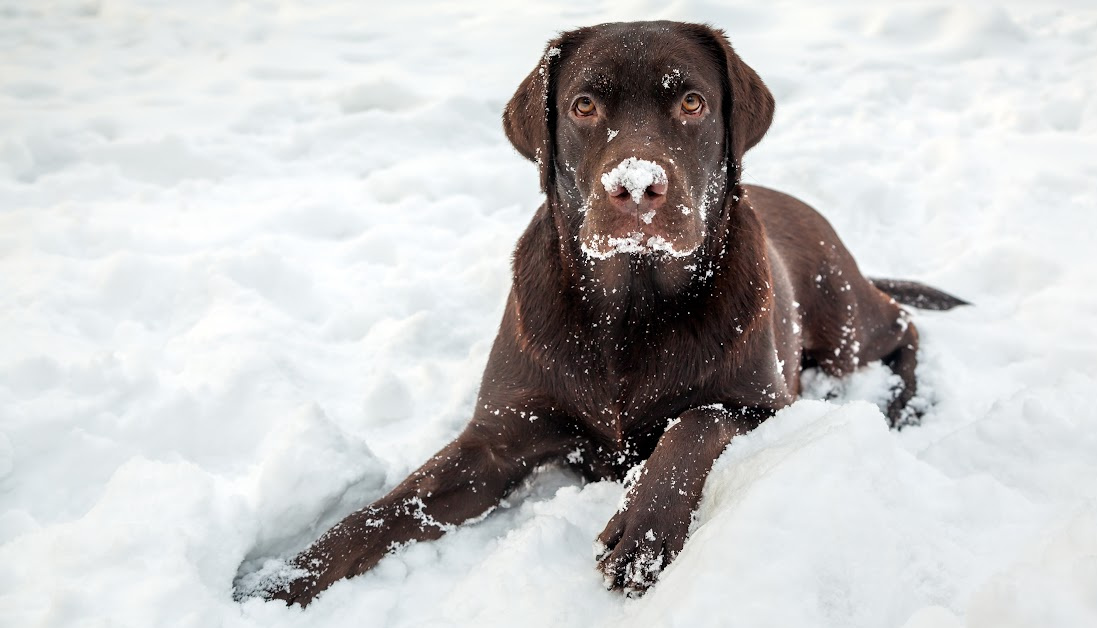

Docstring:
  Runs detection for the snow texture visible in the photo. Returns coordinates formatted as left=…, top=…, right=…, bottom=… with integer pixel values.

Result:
left=3, top=2, right=1097, bottom=628
left=580, top=232, right=698, bottom=260
left=601, top=157, right=669, bottom=204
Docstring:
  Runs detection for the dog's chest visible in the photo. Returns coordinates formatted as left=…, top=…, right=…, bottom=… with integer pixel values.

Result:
left=569, top=349, right=703, bottom=457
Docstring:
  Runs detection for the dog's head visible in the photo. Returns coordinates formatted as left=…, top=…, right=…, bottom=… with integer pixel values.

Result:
left=504, top=21, right=774, bottom=294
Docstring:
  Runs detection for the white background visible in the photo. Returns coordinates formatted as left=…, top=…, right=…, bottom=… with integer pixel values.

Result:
left=2, top=1, right=1096, bottom=626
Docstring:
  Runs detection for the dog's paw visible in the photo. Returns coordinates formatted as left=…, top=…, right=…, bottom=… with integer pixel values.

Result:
left=594, top=505, right=690, bottom=597
left=887, top=386, right=927, bottom=429
left=233, top=557, right=317, bottom=606
left=236, top=548, right=368, bottom=607
left=265, top=564, right=325, bottom=607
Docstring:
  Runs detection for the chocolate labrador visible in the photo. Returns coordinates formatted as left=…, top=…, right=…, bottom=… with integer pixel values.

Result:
left=260, top=20, right=965, bottom=605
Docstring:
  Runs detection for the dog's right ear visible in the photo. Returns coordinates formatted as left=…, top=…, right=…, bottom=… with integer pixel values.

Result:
left=503, top=37, right=566, bottom=193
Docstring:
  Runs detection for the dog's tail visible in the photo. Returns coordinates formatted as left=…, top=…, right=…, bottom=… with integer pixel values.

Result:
left=869, top=278, right=970, bottom=311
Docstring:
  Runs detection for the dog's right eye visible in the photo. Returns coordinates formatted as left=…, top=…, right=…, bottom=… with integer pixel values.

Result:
left=573, top=97, right=597, bottom=117
left=681, top=93, right=704, bottom=115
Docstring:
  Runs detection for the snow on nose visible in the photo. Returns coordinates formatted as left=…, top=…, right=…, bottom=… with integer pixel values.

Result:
left=600, top=158, right=668, bottom=204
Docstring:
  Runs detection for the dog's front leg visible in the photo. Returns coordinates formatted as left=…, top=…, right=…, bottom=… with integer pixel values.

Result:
left=270, top=418, right=572, bottom=606
left=595, top=405, right=767, bottom=595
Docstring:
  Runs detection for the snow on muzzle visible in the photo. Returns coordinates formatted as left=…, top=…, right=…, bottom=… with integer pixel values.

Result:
left=600, top=157, right=668, bottom=204
left=580, top=157, right=701, bottom=260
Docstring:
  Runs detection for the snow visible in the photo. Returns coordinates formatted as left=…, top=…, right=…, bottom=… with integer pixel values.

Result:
left=2, top=1, right=1097, bottom=627
left=600, top=157, right=669, bottom=204
left=662, top=69, right=682, bottom=90
left=580, top=233, right=697, bottom=260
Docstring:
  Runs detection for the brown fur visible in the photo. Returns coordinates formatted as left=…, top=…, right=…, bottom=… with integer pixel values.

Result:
left=263, top=21, right=964, bottom=605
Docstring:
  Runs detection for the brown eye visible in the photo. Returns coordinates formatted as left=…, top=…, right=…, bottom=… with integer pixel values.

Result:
left=574, top=97, right=596, bottom=116
left=681, top=93, right=703, bottom=115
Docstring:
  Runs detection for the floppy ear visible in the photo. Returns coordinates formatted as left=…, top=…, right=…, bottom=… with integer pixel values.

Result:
left=691, top=25, right=775, bottom=180
left=502, top=37, right=565, bottom=193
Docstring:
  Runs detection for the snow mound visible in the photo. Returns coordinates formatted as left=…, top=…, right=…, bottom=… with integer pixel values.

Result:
left=634, top=400, right=1041, bottom=627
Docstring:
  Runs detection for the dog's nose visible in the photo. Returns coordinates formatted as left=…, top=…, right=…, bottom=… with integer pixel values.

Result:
left=607, top=180, right=668, bottom=214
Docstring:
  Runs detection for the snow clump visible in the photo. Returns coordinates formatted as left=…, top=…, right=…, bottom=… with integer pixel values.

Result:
left=601, top=157, right=668, bottom=204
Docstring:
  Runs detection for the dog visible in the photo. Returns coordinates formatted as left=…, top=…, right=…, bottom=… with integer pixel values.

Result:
left=261, top=20, right=966, bottom=606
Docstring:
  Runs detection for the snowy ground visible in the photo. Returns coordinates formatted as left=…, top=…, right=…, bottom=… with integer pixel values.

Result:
left=2, top=1, right=1097, bottom=626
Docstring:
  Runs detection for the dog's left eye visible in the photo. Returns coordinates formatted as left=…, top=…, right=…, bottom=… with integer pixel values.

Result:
left=681, top=93, right=704, bottom=115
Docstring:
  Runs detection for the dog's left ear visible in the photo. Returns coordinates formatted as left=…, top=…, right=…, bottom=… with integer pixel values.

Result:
left=689, top=25, right=775, bottom=177
left=502, top=36, right=569, bottom=193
